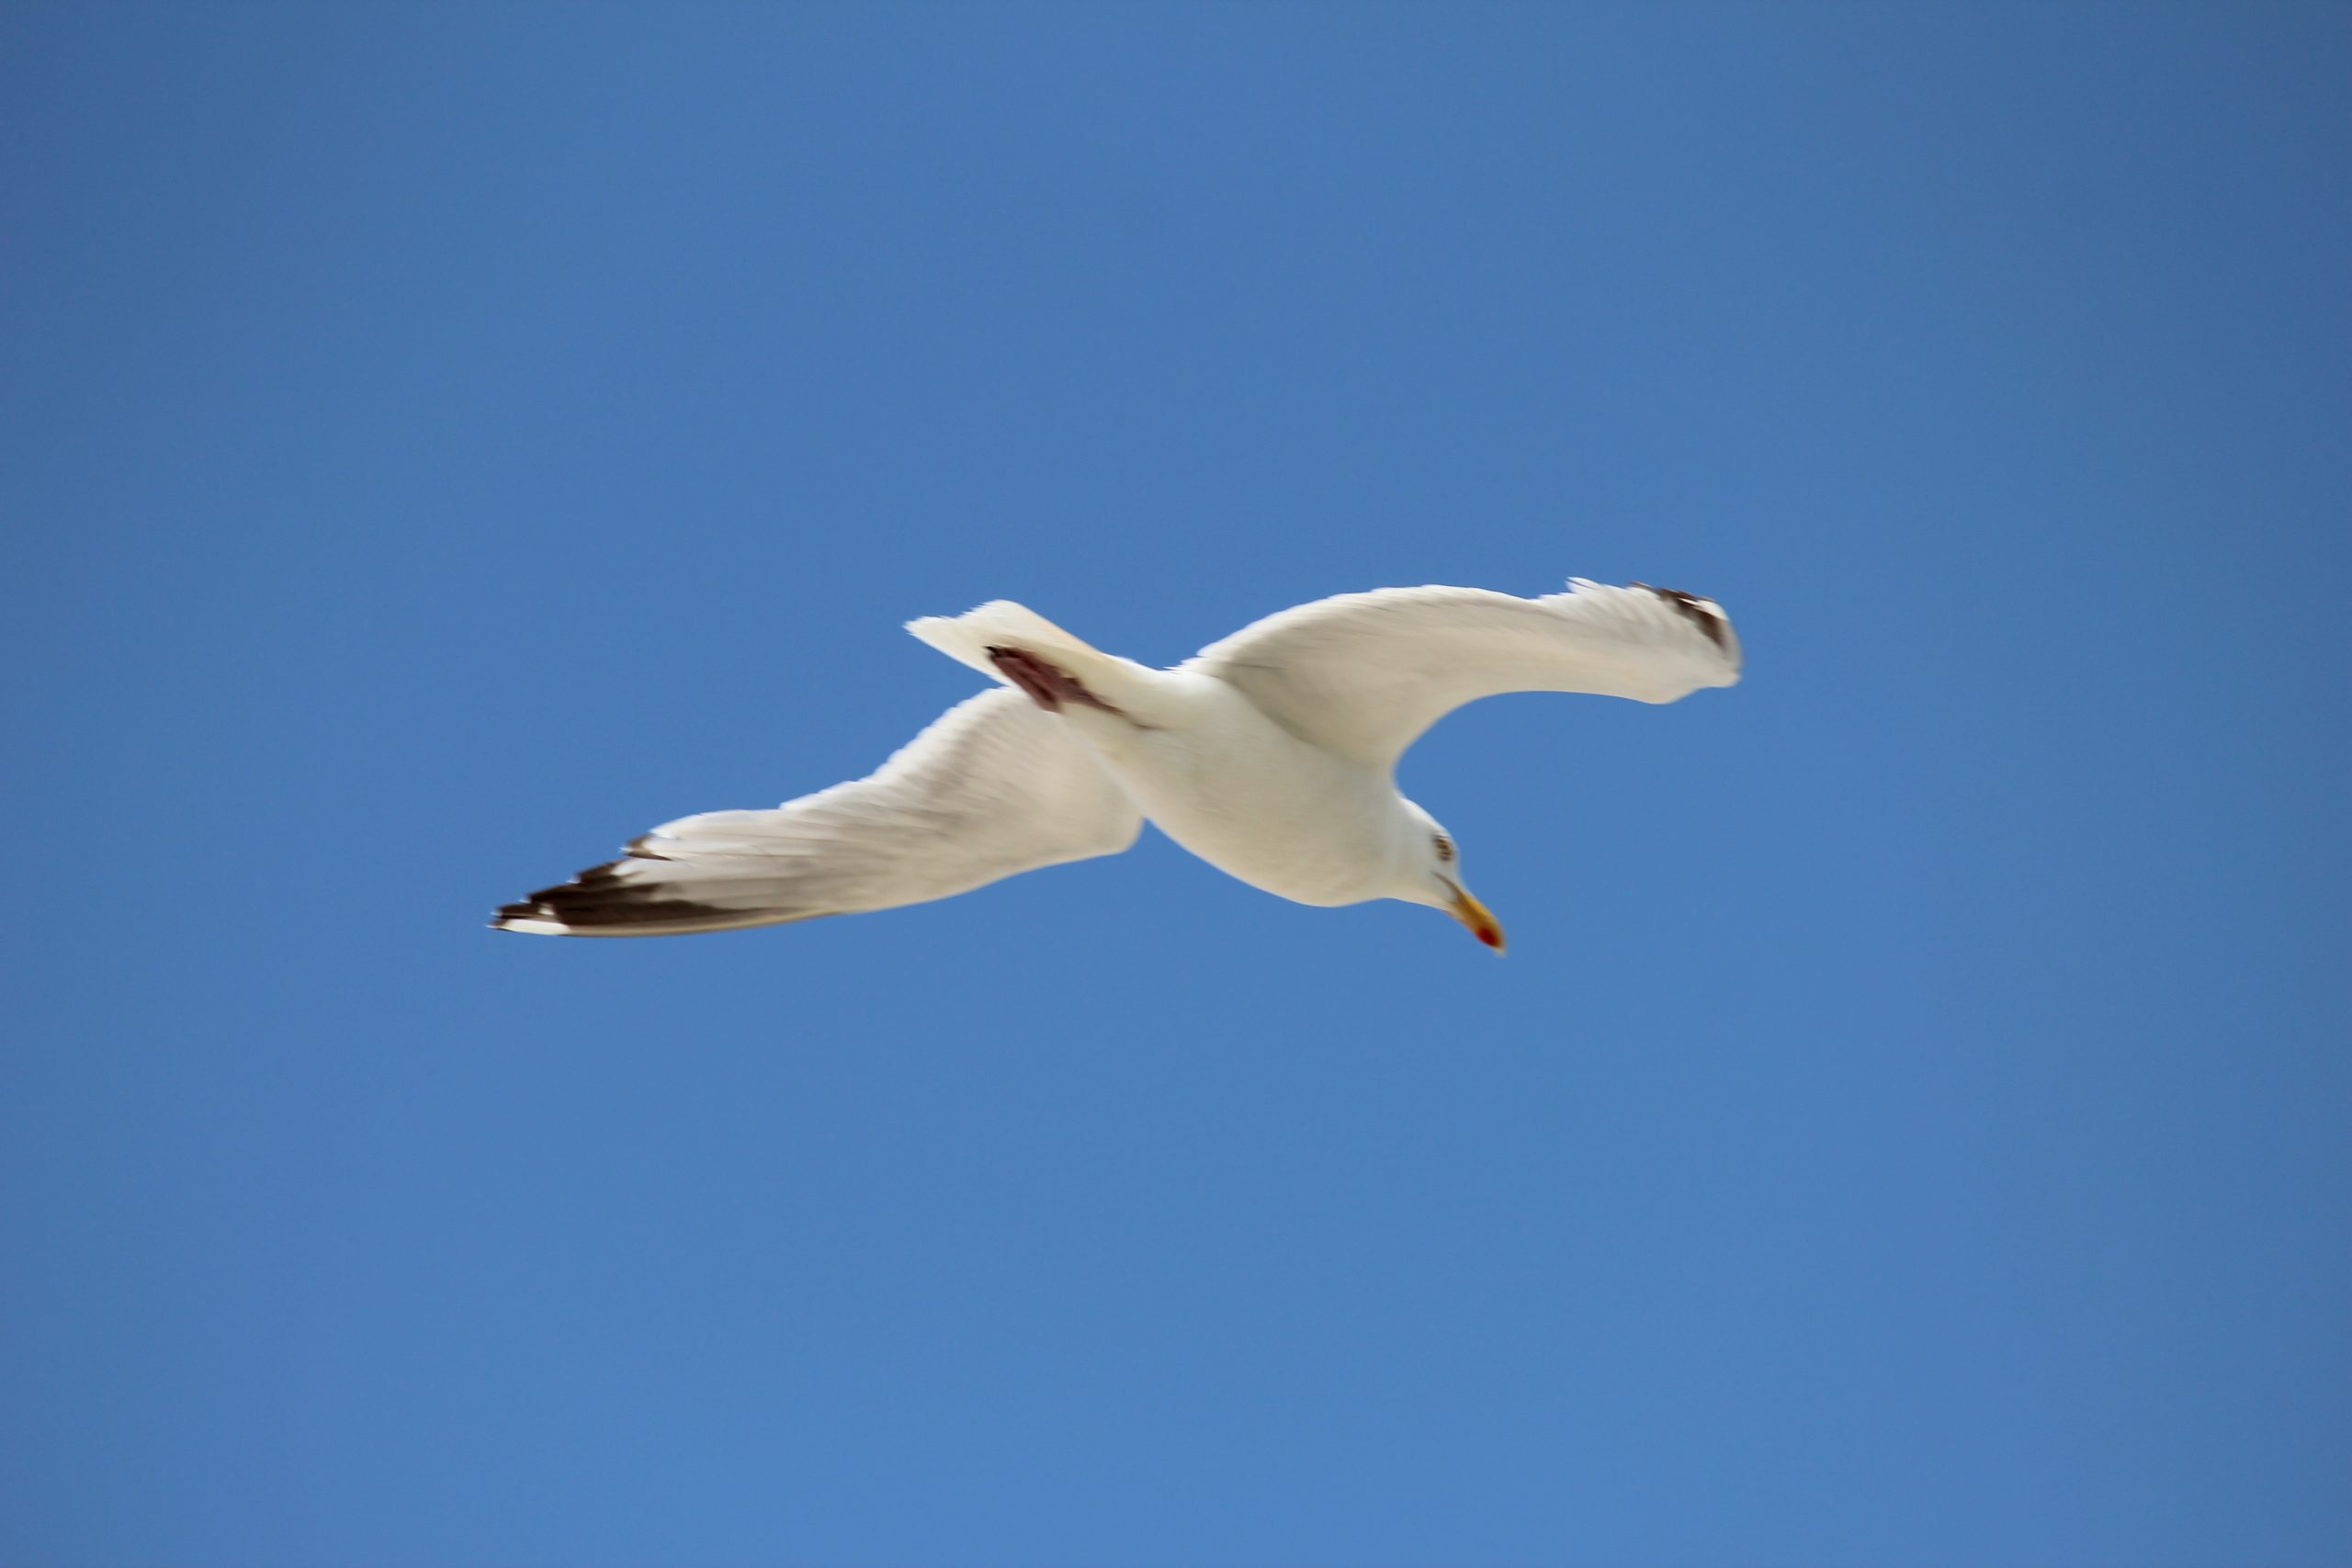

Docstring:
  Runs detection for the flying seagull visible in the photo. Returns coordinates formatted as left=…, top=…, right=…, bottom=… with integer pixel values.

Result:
left=492, top=579, right=1740, bottom=949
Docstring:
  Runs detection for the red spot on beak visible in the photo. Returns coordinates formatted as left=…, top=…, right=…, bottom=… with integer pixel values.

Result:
left=1444, top=883, right=1506, bottom=953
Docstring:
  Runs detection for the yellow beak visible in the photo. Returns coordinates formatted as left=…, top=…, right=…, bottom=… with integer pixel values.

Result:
left=1444, top=881, right=1506, bottom=953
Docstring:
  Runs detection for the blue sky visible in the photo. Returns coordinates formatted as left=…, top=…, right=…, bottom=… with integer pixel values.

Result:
left=4, top=4, right=2346, bottom=1564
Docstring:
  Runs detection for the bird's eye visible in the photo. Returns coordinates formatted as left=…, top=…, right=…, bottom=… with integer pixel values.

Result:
left=1433, top=834, right=1455, bottom=863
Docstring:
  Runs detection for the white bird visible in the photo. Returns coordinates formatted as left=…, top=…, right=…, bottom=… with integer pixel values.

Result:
left=492, top=579, right=1740, bottom=950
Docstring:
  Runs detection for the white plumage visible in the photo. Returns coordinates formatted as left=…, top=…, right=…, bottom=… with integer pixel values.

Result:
left=492, top=578, right=1740, bottom=948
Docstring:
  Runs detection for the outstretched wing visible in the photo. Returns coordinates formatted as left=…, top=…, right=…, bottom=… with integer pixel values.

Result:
left=492, top=688, right=1142, bottom=936
left=1191, top=579, right=1741, bottom=768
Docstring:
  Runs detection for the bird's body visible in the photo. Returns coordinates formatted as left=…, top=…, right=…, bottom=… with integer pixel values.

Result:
left=492, top=578, right=1741, bottom=947
left=1059, top=670, right=1403, bottom=907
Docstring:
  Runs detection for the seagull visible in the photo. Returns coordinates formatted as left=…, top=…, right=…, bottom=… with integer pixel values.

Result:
left=492, top=579, right=1740, bottom=950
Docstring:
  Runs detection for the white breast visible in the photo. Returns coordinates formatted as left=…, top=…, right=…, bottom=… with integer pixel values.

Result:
left=1066, top=671, right=1403, bottom=908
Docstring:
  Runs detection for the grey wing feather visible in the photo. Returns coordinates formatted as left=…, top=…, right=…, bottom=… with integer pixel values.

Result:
left=1190, top=579, right=1741, bottom=767
left=492, top=688, right=1141, bottom=936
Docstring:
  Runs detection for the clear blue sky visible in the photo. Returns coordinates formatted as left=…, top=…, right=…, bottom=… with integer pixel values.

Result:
left=5, top=5, right=2346, bottom=1564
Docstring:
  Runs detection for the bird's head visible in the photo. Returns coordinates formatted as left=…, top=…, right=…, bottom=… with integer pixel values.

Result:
left=1393, top=801, right=1505, bottom=953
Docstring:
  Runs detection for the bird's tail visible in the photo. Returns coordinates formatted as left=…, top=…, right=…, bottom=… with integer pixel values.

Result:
left=906, top=601, right=1165, bottom=716
left=905, top=600, right=1096, bottom=677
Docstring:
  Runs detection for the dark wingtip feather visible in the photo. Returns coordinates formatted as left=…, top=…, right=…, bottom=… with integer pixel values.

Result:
left=1629, top=581, right=1729, bottom=650
left=490, top=857, right=752, bottom=935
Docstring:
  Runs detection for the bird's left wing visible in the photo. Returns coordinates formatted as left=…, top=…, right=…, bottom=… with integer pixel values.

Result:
left=1190, top=579, right=1740, bottom=768
left=492, top=687, right=1141, bottom=936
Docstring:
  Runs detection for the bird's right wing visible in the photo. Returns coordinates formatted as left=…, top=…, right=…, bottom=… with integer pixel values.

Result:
left=492, top=688, right=1141, bottom=936
left=1191, top=579, right=1741, bottom=768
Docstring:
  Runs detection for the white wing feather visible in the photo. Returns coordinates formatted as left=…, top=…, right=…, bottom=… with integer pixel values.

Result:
left=1190, top=579, right=1741, bottom=767
left=493, top=687, right=1142, bottom=936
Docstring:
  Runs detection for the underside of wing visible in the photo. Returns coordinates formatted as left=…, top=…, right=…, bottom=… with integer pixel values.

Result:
left=492, top=688, right=1142, bottom=936
left=1190, top=579, right=1741, bottom=766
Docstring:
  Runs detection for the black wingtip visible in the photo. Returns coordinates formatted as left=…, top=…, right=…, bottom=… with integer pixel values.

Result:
left=490, top=859, right=752, bottom=933
left=1630, top=581, right=1729, bottom=650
